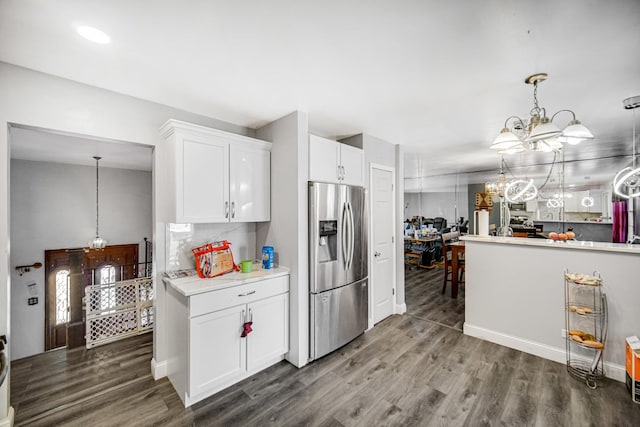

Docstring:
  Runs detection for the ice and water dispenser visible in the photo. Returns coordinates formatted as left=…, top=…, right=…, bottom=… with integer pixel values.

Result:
left=317, top=220, right=337, bottom=263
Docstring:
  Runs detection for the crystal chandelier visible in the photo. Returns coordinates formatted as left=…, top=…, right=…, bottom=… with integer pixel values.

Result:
left=613, top=96, right=640, bottom=199
left=89, top=156, right=107, bottom=250
left=490, top=73, right=594, bottom=154
left=485, top=157, right=508, bottom=198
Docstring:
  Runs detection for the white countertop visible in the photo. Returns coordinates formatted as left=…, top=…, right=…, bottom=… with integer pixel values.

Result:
left=461, top=235, right=640, bottom=254
left=164, top=264, right=290, bottom=296
left=534, top=220, right=613, bottom=225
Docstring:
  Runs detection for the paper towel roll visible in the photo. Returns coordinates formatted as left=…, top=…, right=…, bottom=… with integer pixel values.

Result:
left=476, top=210, right=489, bottom=236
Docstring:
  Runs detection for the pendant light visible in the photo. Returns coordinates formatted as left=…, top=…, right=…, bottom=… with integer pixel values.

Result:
left=613, top=96, right=640, bottom=199
left=89, top=156, right=107, bottom=250
left=490, top=73, right=593, bottom=154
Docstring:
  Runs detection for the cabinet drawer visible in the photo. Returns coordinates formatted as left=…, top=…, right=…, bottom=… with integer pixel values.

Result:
left=190, top=275, right=289, bottom=318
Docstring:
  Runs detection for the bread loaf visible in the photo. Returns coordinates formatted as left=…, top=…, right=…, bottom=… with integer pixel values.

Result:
left=582, top=340, right=604, bottom=349
left=569, top=329, right=586, bottom=338
left=570, top=334, right=583, bottom=343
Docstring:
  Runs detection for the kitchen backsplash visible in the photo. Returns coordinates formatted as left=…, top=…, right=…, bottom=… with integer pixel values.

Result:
left=165, top=222, right=256, bottom=271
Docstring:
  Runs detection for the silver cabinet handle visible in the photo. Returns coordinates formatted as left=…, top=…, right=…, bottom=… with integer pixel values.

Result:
left=242, top=309, right=246, bottom=322
left=238, top=290, right=256, bottom=297
left=249, top=308, right=253, bottom=323
left=225, top=201, right=229, bottom=218
left=337, top=164, right=341, bottom=181
left=231, top=201, right=235, bottom=218
left=341, top=165, right=345, bottom=180
left=374, top=251, right=381, bottom=257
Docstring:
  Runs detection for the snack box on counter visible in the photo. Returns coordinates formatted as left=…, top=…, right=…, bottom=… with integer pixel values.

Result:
left=626, top=336, right=640, bottom=404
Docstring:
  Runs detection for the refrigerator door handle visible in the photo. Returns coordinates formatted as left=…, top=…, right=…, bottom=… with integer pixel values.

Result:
left=341, top=202, right=348, bottom=268
left=348, top=201, right=355, bottom=270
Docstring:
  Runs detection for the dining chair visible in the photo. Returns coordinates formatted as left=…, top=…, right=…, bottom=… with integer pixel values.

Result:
left=441, top=231, right=464, bottom=296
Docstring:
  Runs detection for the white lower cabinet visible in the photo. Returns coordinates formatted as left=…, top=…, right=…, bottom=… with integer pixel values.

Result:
left=166, top=273, right=289, bottom=407
left=189, top=305, right=246, bottom=397
left=246, top=292, right=289, bottom=371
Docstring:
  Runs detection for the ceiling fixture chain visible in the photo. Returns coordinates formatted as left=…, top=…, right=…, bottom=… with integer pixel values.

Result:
left=89, top=156, right=107, bottom=250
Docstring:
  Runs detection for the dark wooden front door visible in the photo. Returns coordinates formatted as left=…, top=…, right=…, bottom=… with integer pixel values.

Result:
left=44, top=244, right=138, bottom=351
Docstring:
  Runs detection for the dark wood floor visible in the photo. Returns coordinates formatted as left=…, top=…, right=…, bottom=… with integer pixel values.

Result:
left=405, top=263, right=465, bottom=330
left=10, top=268, right=640, bottom=426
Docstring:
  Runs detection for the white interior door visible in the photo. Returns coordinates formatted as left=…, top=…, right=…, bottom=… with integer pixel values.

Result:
left=371, top=166, right=395, bottom=324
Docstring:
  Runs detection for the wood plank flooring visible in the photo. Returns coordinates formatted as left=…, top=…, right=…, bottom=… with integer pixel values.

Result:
left=10, top=267, right=640, bottom=426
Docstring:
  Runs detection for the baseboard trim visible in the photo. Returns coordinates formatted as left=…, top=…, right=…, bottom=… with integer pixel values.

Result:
left=395, top=302, right=407, bottom=315
left=151, top=358, right=167, bottom=380
left=464, top=323, right=626, bottom=383
left=0, top=407, right=14, bottom=427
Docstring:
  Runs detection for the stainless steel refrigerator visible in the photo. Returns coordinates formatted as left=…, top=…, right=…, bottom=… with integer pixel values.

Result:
left=309, top=181, right=368, bottom=361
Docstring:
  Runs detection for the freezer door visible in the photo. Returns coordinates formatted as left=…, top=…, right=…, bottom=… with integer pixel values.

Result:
left=344, top=185, right=368, bottom=285
left=309, top=182, right=346, bottom=293
left=310, top=278, right=368, bottom=360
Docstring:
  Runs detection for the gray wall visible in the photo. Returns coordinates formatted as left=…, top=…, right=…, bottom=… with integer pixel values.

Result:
left=256, top=111, right=310, bottom=368
left=467, top=183, right=500, bottom=234
left=10, top=159, right=152, bottom=360
left=404, top=190, right=469, bottom=226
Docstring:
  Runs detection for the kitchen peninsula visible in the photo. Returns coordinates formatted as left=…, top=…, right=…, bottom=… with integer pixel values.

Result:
left=462, top=235, right=640, bottom=382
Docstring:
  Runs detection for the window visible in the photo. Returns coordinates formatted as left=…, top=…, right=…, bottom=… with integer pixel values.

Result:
left=99, top=265, right=116, bottom=311
left=55, top=269, right=70, bottom=325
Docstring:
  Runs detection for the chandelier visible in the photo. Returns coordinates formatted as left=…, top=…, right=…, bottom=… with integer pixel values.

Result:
left=89, top=156, right=107, bottom=250
left=613, top=96, right=640, bottom=199
left=485, top=157, right=508, bottom=198
left=490, top=73, right=594, bottom=154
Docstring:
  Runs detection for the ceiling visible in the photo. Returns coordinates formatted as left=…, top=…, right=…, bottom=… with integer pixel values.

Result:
left=10, top=125, right=153, bottom=171
left=1, top=1, right=639, bottom=187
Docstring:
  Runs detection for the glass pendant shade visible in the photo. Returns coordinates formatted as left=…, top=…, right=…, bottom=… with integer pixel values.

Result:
left=526, top=119, right=561, bottom=142
left=490, top=128, right=521, bottom=150
left=559, top=120, right=594, bottom=145
left=89, top=236, right=107, bottom=250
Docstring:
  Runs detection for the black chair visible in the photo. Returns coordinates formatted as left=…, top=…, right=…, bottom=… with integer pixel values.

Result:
left=433, top=217, right=447, bottom=231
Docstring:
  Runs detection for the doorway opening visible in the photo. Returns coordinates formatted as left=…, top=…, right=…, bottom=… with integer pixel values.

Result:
left=9, top=124, right=153, bottom=360
left=44, top=243, right=150, bottom=351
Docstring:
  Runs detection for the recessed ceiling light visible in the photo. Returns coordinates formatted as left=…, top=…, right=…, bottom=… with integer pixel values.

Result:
left=77, top=26, right=110, bottom=44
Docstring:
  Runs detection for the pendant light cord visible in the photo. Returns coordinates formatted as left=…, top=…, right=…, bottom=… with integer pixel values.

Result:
left=633, top=108, right=637, bottom=170
left=94, top=156, right=101, bottom=238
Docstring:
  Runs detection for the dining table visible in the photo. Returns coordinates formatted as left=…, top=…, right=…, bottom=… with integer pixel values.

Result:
left=449, top=240, right=465, bottom=298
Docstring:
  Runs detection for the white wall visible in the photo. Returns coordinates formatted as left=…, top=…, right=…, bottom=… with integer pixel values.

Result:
left=10, top=159, right=152, bottom=360
left=360, top=134, right=404, bottom=313
left=404, top=190, right=469, bottom=225
left=0, top=62, right=253, bottom=418
left=165, top=222, right=256, bottom=272
left=256, top=111, right=309, bottom=368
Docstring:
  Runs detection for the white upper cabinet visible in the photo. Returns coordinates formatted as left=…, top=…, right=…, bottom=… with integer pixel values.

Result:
left=339, top=143, right=364, bottom=186
left=181, top=135, right=229, bottom=223
left=230, top=144, right=270, bottom=222
left=309, top=134, right=364, bottom=186
left=160, top=120, right=271, bottom=223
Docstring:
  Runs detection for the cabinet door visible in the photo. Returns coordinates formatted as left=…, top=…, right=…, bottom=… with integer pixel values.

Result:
left=246, top=293, right=289, bottom=372
left=189, top=304, right=246, bottom=397
left=309, top=135, right=340, bottom=183
left=181, top=136, right=229, bottom=223
left=564, top=193, right=578, bottom=213
left=230, top=144, right=270, bottom=222
left=340, top=144, right=364, bottom=186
